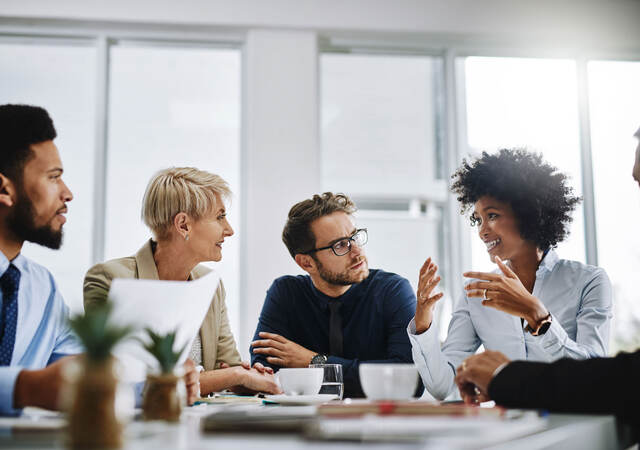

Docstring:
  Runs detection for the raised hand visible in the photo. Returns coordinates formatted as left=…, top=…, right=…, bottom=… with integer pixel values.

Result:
left=415, top=257, right=444, bottom=334
left=463, top=256, right=549, bottom=328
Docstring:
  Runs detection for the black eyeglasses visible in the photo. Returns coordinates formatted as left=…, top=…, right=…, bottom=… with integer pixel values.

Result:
left=304, top=228, right=368, bottom=257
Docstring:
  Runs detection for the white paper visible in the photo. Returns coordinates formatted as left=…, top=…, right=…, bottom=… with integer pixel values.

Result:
left=107, top=270, right=220, bottom=383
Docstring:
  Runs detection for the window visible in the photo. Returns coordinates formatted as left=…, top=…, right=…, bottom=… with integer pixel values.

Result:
left=321, top=52, right=445, bottom=293
left=105, top=44, right=242, bottom=334
left=0, top=41, right=97, bottom=314
left=589, top=60, right=640, bottom=353
left=462, top=56, right=586, bottom=272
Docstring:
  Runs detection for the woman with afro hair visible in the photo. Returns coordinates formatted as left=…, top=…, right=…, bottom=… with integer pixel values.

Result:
left=408, top=149, right=612, bottom=401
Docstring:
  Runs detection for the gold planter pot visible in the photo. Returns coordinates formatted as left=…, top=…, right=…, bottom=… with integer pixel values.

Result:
left=67, top=356, right=122, bottom=449
left=142, top=373, right=183, bottom=422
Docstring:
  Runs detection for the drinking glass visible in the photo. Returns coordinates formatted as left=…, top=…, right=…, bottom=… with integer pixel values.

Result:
left=309, top=363, right=343, bottom=399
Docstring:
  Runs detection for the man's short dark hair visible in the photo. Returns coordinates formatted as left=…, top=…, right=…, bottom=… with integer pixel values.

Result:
left=282, top=192, right=357, bottom=258
left=0, top=104, right=57, bottom=182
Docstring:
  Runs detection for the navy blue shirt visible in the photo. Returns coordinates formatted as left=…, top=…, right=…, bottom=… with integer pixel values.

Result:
left=250, top=269, right=419, bottom=398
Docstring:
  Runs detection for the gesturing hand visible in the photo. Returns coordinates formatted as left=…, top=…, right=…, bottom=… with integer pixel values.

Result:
left=251, top=332, right=315, bottom=368
left=415, top=257, right=444, bottom=334
left=463, top=256, right=549, bottom=327
left=455, top=351, right=510, bottom=405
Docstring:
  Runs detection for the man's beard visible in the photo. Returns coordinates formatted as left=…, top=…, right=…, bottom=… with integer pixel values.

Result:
left=314, top=256, right=369, bottom=286
left=7, top=189, right=63, bottom=249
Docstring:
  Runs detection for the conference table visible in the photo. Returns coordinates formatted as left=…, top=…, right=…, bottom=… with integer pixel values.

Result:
left=0, top=401, right=635, bottom=449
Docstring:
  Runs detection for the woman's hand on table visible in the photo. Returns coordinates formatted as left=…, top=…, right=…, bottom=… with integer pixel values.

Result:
left=183, top=359, right=200, bottom=405
left=414, top=257, right=444, bottom=334
left=455, top=351, right=510, bottom=405
left=463, top=256, right=549, bottom=327
left=221, top=362, right=282, bottom=394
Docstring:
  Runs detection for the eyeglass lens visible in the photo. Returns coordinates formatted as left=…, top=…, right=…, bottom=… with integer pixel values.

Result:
left=333, top=229, right=367, bottom=256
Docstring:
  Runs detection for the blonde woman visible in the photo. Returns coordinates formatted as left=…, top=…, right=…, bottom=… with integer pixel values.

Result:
left=84, top=167, right=280, bottom=395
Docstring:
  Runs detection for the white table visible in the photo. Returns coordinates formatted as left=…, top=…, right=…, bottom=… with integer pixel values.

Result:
left=0, top=404, right=635, bottom=450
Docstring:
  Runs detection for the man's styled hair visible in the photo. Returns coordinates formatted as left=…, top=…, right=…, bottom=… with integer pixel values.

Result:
left=0, top=104, right=57, bottom=182
left=141, top=167, right=232, bottom=240
left=282, top=192, right=357, bottom=258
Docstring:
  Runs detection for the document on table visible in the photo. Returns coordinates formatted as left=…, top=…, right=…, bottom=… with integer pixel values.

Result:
left=108, top=270, right=220, bottom=383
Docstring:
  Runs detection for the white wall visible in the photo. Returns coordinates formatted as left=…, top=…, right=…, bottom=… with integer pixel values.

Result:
left=2, top=0, right=640, bottom=49
left=241, top=29, right=319, bottom=357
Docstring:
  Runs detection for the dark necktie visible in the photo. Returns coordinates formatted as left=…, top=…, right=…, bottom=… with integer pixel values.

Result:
left=0, top=264, right=20, bottom=366
left=328, top=301, right=343, bottom=357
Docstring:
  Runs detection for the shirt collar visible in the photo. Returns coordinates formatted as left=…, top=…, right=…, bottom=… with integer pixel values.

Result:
left=536, top=248, right=559, bottom=275
left=0, top=249, right=27, bottom=276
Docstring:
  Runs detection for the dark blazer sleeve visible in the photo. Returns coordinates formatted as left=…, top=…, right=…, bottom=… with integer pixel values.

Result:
left=488, top=350, right=640, bottom=426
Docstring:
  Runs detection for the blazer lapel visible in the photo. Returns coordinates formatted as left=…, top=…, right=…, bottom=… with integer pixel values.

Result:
left=191, top=266, right=218, bottom=371
left=135, top=240, right=160, bottom=280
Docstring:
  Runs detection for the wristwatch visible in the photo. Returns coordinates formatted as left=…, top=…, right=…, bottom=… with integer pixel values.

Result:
left=310, top=354, right=328, bottom=365
left=525, top=313, right=552, bottom=336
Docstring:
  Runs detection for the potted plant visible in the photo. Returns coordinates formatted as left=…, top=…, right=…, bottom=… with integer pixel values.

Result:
left=140, top=329, right=187, bottom=422
left=67, top=304, right=132, bottom=449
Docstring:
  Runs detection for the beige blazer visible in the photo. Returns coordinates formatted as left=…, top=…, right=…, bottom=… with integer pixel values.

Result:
left=83, top=239, right=242, bottom=371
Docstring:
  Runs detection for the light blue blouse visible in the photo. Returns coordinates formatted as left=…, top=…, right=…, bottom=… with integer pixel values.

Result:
left=408, top=250, right=613, bottom=400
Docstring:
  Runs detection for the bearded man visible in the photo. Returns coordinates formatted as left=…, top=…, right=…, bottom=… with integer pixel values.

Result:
left=0, top=104, right=82, bottom=415
left=250, top=192, right=419, bottom=398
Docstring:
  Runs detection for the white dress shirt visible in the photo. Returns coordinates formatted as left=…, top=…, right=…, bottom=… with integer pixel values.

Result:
left=408, top=250, right=613, bottom=400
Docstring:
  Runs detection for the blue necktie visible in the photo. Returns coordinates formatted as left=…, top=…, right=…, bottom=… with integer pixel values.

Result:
left=0, top=264, right=20, bottom=366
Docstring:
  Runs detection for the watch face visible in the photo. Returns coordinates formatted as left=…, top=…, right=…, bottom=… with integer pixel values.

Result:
left=538, top=320, right=552, bottom=335
left=311, top=354, right=327, bottom=365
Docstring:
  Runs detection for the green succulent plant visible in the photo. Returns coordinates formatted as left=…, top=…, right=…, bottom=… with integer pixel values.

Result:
left=141, top=329, right=187, bottom=375
left=69, top=303, right=133, bottom=364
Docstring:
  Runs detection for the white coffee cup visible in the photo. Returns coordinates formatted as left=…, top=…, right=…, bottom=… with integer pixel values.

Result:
left=275, top=368, right=323, bottom=395
left=359, top=364, right=418, bottom=400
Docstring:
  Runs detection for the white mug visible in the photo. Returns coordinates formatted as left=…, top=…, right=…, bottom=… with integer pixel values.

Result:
left=359, top=364, right=418, bottom=400
left=275, top=368, right=323, bottom=395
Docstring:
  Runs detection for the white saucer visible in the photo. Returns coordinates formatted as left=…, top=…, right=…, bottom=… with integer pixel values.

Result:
left=264, top=394, right=339, bottom=405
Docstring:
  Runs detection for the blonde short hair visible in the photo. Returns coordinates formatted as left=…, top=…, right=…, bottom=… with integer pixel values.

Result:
left=141, top=167, right=231, bottom=239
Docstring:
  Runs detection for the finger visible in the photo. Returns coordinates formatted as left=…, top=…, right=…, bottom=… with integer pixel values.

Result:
left=418, top=271, right=441, bottom=300
left=266, top=356, right=286, bottom=366
left=241, top=361, right=251, bottom=370
left=251, top=339, right=285, bottom=350
left=264, top=366, right=274, bottom=374
left=468, top=290, right=501, bottom=300
left=419, top=257, right=433, bottom=276
left=251, top=347, right=284, bottom=357
left=253, top=362, right=266, bottom=373
left=464, top=281, right=493, bottom=291
left=419, top=264, right=438, bottom=284
left=425, top=275, right=441, bottom=292
left=495, top=256, right=516, bottom=278
left=219, top=362, right=230, bottom=369
left=481, top=299, right=503, bottom=309
left=258, top=332, right=287, bottom=343
left=463, top=271, right=501, bottom=281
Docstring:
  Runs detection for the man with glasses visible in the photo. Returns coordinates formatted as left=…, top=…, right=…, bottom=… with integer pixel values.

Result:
left=250, top=192, right=418, bottom=398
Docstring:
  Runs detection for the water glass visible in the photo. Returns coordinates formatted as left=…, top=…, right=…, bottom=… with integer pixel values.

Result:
left=309, top=363, right=343, bottom=399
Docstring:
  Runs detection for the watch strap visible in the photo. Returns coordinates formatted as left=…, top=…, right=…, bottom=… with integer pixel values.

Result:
left=525, top=313, right=552, bottom=336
